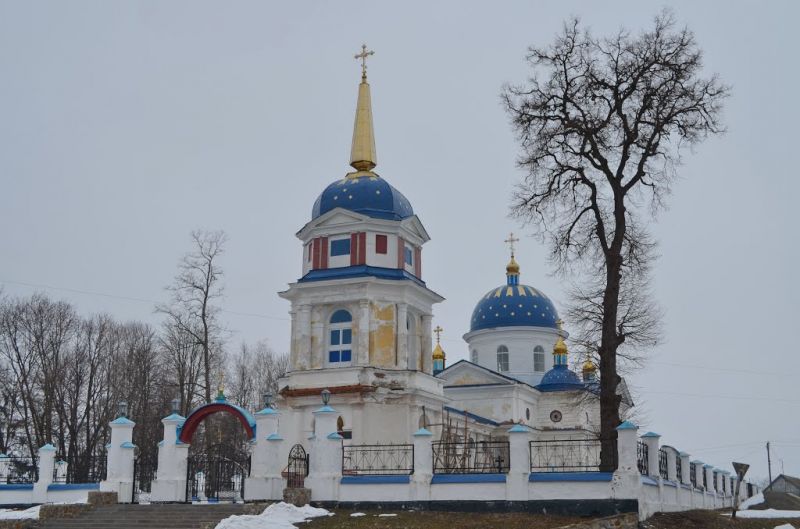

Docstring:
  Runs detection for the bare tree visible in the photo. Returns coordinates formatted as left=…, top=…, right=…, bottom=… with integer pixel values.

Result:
left=158, top=230, right=227, bottom=404
left=227, top=340, right=288, bottom=409
left=503, top=11, right=728, bottom=469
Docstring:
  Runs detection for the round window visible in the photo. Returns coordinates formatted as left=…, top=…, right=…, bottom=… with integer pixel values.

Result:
left=549, top=410, right=563, bottom=423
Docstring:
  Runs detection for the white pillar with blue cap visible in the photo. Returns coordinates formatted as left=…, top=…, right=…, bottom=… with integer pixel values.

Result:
left=99, top=401, right=136, bottom=502
left=245, top=393, right=283, bottom=501
left=150, top=400, right=188, bottom=502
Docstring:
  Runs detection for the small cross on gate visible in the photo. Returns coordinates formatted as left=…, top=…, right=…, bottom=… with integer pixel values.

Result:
left=354, top=44, right=375, bottom=80
left=433, top=325, right=443, bottom=344
left=504, top=232, right=520, bottom=256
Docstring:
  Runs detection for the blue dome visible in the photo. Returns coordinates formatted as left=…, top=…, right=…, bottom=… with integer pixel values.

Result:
left=469, top=283, right=560, bottom=332
left=312, top=176, right=414, bottom=221
left=536, top=365, right=584, bottom=392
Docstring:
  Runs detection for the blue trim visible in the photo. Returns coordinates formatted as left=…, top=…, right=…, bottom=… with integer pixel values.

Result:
left=640, top=431, right=660, bottom=438
left=39, top=444, right=56, bottom=452
left=120, top=442, right=136, bottom=449
left=431, top=474, right=506, bottom=484
left=162, top=413, right=185, bottom=422
left=663, top=480, right=678, bottom=487
left=529, top=472, right=613, bottom=482
left=413, top=428, right=433, bottom=437
left=442, top=406, right=499, bottom=427
left=341, top=475, right=410, bottom=485
left=641, top=476, right=659, bottom=486
left=680, top=484, right=692, bottom=490
left=508, top=424, right=530, bottom=433
left=266, top=433, right=283, bottom=441
left=111, top=416, right=135, bottom=425
left=314, top=405, right=337, bottom=414
left=617, top=421, right=638, bottom=431
left=48, top=483, right=100, bottom=491
left=327, top=432, right=344, bottom=440
left=0, top=483, right=33, bottom=490
left=255, top=407, right=279, bottom=416
left=299, top=266, right=426, bottom=287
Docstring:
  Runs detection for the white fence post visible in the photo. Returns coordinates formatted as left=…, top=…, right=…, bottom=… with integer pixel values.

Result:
left=411, top=428, right=433, bottom=501
left=641, top=432, right=661, bottom=479
left=32, top=444, right=56, bottom=503
left=507, top=424, right=530, bottom=501
left=306, top=401, right=341, bottom=501
left=150, top=412, right=188, bottom=502
left=99, top=414, right=136, bottom=502
left=245, top=403, right=282, bottom=501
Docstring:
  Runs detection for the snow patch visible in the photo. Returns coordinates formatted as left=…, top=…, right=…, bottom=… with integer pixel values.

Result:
left=350, top=512, right=366, bottom=517
left=735, top=509, right=800, bottom=519
left=0, top=506, right=41, bottom=520
left=740, top=492, right=765, bottom=509
left=773, top=524, right=796, bottom=529
left=215, top=502, right=331, bottom=529
left=377, top=513, right=397, bottom=517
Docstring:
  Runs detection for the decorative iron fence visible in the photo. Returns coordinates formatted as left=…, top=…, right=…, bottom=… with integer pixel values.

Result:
left=0, top=456, right=38, bottom=484
left=689, top=462, right=697, bottom=487
left=675, top=455, right=682, bottom=482
left=342, top=444, right=413, bottom=475
left=132, top=455, right=157, bottom=503
left=52, top=454, right=107, bottom=484
left=703, top=469, right=708, bottom=489
left=637, top=441, right=648, bottom=475
left=529, top=438, right=610, bottom=473
left=285, top=444, right=309, bottom=489
left=658, top=448, right=669, bottom=479
left=432, top=440, right=509, bottom=474
left=712, top=471, right=718, bottom=491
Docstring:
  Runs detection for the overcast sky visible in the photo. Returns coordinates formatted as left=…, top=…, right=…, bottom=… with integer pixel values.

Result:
left=1, top=0, right=798, bottom=483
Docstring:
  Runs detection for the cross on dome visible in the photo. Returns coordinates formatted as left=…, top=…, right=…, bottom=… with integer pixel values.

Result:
left=433, top=325, right=443, bottom=344
left=504, top=232, right=520, bottom=257
left=354, top=44, right=375, bottom=81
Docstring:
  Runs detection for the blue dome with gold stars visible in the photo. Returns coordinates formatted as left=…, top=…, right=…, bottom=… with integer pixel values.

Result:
left=311, top=176, right=414, bottom=221
left=469, top=256, right=559, bottom=332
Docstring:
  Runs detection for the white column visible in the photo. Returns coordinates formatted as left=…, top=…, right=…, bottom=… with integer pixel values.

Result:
left=507, top=424, right=530, bottom=501
left=612, top=421, right=641, bottom=499
left=33, top=444, right=56, bottom=503
left=666, top=448, right=678, bottom=482
left=100, top=415, right=136, bottom=502
left=150, top=413, right=189, bottom=502
left=396, top=303, right=408, bottom=369
left=420, top=314, right=433, bottom=374
left=679, top=452, right=691, bottom=485
left=411, top=428, right=432, bottom=501
left=246, top=406, right=283, bottom=501
left=641, top=432, right=661, bottom=479
left=306, top=402, right=341, bottom=501
left=296, top=305, right=312, bottom=370
left=357, top=300, right=370, bottom=366
left=704, top=465, right=714, bottom=493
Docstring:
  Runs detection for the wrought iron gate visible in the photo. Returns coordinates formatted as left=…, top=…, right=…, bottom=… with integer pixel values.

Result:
left=285, top=444, right=308, bottom=488
left=186, top=443, right=250, bottom=502
left=131, top=455, right=157, bottom=503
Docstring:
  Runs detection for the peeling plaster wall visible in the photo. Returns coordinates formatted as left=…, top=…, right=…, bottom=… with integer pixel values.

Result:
left=369, top=303, right=396, bottom=368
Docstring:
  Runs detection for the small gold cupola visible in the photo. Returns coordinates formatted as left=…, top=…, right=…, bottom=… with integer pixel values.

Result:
left=553, top=319, right=568, bottom=365
left=432, top=325, right=446, bottom=375
left=582, top=359, right=597, bottom=382
left=504, top=232, right=521, bottom=285
left=348, top=44, right=378, bottom=179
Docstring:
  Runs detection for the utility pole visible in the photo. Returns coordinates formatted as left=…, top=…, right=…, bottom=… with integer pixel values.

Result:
left=767, top=441, right=773, bottom=483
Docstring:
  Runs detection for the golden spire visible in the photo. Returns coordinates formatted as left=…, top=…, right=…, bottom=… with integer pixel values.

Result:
left=432, top=325, right=445, bottom=359
left=348, top=44, right=378, bottom=178
left=504, top=232, right=521, bottom=281
left=582, top=359, right=597, bottom=373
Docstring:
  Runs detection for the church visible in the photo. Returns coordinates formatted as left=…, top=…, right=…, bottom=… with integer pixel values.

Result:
left=273, top=45, right=630, bottom=449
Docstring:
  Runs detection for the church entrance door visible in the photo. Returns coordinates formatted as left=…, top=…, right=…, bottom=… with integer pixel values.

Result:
left=186, top=443, right=250, bottom=503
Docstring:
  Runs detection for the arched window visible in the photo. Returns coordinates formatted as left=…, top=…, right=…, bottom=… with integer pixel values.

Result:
left=533, top=346, right=545, bottom=372
left=328, top=309, right=352, bottom=366
left=496, top=345, right=509, bottom=372
left=470, top=349, right=478, bottom=363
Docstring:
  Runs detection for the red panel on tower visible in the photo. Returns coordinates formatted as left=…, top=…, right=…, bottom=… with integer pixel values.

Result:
left=350, top=233, right=359, bottom=266
left=312, top=238, right=320, bottom=269
left=320, top=237, right=329, bottom=269
left=375, top=234, right=388, bottom=254
left=358, top=232, right=367, bottom=264
left=397, top=237, right=405, bottom=268
left=414, top=247, right=422, bottom=277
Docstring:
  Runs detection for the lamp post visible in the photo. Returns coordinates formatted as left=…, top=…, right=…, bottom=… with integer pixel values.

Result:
left=321, top=389, right=331, bottom=406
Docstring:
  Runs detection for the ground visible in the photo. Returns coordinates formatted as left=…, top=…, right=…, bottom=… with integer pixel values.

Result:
left=303, top=509, right=585, bottom=529
left=643, top=509, right=799, bottom=529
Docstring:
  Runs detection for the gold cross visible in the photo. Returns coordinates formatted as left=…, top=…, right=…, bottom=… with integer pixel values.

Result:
left=433, top=325, right=443, bottom=344
left=504, top=232, right=520, bottom=257
left=354, top=43, right=375, bottom=80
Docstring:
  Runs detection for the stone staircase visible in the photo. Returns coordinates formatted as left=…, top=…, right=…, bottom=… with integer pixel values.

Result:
left=38, top=504, right=261, bottom=529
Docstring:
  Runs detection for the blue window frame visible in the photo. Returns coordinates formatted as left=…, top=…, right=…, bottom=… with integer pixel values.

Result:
left=329, top=310, right=353, bottom=365
left=404, top=246, right=413, bottom=266
left=330, top=239, right=351, bottom=256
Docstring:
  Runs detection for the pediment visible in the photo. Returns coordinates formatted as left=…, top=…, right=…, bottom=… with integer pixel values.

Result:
left=296, top=208, right=371, bottom=238
left=438, top=360, right=517, bottom=387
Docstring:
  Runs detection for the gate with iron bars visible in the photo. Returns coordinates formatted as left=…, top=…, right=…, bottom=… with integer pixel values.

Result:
left=131, top=454, right=157, bottom=503
left=285, top=444, right=309, bottom=488
left=186, top=443, right=250, bottom=502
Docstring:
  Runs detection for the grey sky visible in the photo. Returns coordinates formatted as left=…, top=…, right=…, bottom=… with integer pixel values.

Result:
left=1, top=1, right=798, bottom=483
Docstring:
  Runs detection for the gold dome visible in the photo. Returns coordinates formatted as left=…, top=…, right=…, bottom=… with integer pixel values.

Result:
left=553, top=335, right=568, bottom=356
left=432, top=343, right=445, bottom=360
left=506, top=256, right=520, bottom=276
left=582, top=359, right=597, bottom=372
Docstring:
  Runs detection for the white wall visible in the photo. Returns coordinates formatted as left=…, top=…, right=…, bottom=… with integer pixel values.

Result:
left=464, top=327, right=560, bottom=386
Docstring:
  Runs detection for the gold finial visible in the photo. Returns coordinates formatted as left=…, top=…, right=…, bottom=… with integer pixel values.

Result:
left=553, top=335, right=568, bottom=356
left=432, top=325, right=445, bottom=361
left=504, top=232, right=521, bottom=277
left=348, top=44, right=378, bottom=177
left=582, top=359, right=596, bottom=372
left=433, top=325, right=443, bottom=344
left=354, top=44, right=375, bottom=82
left=216, top=368, right=225, bottom=401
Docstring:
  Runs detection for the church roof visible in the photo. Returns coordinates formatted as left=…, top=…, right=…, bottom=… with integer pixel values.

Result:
left=311, top=176, right=414, bottom=221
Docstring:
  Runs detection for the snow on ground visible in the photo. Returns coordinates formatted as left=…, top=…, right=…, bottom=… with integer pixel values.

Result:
left=350, top=513, right=366, bottom=517
left=215, top=502, right=332, bottom=529
left=0, top=506, right=41, bottom=520
left=773, top=524, right=796, bottom=529
left=740, top=492, right=765, bottom=509
left=734, top=509, right=800, bottom=519
left=377, top=514, right=397, bottom=517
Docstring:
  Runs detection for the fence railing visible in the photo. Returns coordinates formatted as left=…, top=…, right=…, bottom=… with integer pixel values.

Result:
left=637, top=441, right=648, bottom=475
left=52, top=454, right=107, bottom=484
left=342, top=443, right=414, bottom=475
left=0, top=456, right=38, bottom=484
left=689, top=462, right=697, bottom=487
left=432, top=440, right=509, bottom=474
left=658, top=448, right=669, bottom=480
left=675, top=455, right=682, bottom=482
left=529, top=438, right=610, bottom=473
